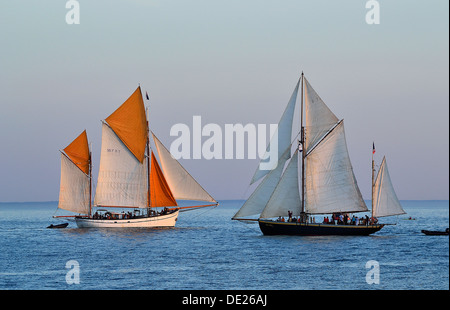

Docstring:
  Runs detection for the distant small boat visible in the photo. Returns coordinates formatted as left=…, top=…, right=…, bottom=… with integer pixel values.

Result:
left=47, top=223, right=69, bottom=229
left=421, top=228, right=449, bottom=236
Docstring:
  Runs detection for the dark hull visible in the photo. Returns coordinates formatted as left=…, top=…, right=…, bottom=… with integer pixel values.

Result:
left=421, top=230, right=449, bottom=236
left=47, top=223, right=69, bottom=229
left=259, top=220, right=384, bottom=236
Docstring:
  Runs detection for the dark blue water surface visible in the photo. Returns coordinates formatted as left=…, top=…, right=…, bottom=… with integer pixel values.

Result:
left=0, top=200, right=448, bottom=290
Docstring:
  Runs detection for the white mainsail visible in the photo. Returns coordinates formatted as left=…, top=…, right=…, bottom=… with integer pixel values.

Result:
left=94, top=123, right=148, bottom=208
left=152, top=132, right=216, bottom=203
left=304, top=121, right=368, bottom=214
left=372, top=156, right=405, bottom=217
left=58, top=153, right=90, bottom=214
left=250, top=78, right=300, bottom=184
left=260, top=149, right=301, bottom=219
left=233, top=148, right=291, bottom=219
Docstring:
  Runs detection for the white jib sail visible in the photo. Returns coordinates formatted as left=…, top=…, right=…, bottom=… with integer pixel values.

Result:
left=372, top=156, right=406, bottom=217
left=305, top=121, right=368, bottom=214
left=304, top=77, right=339, bottom=153
left=58, top=154, right=90, bottom=214
left=152, top=133, right=216, bottom=203
left=94, top=123, right=148, bottom=208
left=260, top=149, right=302, bottom=219
left=233, top=148, right=291, bottom=219
left=250, top=78, right=300, bottom=184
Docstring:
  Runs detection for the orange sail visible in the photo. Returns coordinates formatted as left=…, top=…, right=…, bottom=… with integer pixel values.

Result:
left=150, top=152, right=178, bottom=208
left=64, top=130, right=90, bottom=175
left=105, top=86, right=148, bottom=163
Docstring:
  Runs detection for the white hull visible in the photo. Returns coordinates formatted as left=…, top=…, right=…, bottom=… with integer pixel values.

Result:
left=75, top=210, right=179, bottom=228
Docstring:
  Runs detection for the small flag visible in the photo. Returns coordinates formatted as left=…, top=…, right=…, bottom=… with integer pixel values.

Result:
left=372, top=142, right=376, bottom=154
left=145, top=91, right=149, bottom=100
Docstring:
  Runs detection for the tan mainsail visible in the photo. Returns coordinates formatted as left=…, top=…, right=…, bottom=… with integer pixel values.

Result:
left=94, top=123, right=148, bottom=208
left=105, top=86, right=148, bottom=163
left=150, top=152, right=178, bottom=208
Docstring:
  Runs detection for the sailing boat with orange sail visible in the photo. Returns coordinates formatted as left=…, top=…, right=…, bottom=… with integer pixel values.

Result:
left=56, top=87, right=217, bottom=228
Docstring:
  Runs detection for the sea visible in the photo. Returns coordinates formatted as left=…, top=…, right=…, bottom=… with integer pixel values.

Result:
left=0, top=200, right=448, bottom=292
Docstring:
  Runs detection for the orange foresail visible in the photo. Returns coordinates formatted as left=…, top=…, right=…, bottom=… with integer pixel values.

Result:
left=64, top=130, right=90, bottom=175
left=150, top=152, right=178, bottom=208
left=105, top=87, right=148, bottom=163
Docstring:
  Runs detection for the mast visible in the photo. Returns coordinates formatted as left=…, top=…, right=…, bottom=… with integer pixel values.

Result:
left=89, top=146, right=92, bottom=217
left=147, top=125, right=151, bottom=211
left=371, top=142, right=375, bottom=219
left=300, top=72, right=306, bottom=217
left=146, top=98, right=151, bottom=213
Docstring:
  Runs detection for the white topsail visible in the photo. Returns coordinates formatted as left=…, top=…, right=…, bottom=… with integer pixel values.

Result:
left=372, top=156, right=406, bottom=217
left=58, top=154, right=90, bottom=214
left=250, top=78, right=300, bottom=184
left=152, top=132, right=216, bottom=203
left=94, top=123, right=148, bottom=208
left=304, top=77, right=339, bottom=153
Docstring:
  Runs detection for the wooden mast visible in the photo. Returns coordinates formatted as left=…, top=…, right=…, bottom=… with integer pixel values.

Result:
left=89, top=145, right=92, bottom=217
left=300, top=72, right=306, bottom=220
left=145, top=90, right=151, bottom=214
left=371, top=142, right=375, bottom=220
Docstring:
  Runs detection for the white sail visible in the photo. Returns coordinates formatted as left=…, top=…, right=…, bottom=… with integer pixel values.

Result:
left=152, top=133, right=216, bottom=203
left=260, top=150, right=301, bottom=219
left=94, top=123, right=148, bottom=208
left=250, top=78, right=300, bottom=184
left=233, top=149, right=291, bottom=219
left=58, top=154, right=90, bottom=214
left=304, top=78, right=339, bottom=153
left=372, top=157, right=406, bottom=217
left=305, top=121, right=368, bottom=214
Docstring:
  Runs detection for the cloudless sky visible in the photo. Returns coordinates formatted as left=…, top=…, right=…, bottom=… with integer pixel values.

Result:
left=0, top=0, right=448, bottom=202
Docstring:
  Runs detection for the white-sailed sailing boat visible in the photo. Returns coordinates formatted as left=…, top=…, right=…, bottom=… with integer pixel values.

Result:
left=232, top=73, right=405, bottom=235
left=56, top=87, right=217, bottom=228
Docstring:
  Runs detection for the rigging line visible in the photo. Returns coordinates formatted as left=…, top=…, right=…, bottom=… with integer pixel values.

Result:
left=235, top=218, right=261, bottom=234
left=304, top=119, right=343, bottom=157
left=182, top=203, right=218, bottom=219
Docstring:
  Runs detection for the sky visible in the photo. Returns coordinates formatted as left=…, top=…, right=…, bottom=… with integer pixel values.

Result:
left=0, top=0, right=448, bottom=202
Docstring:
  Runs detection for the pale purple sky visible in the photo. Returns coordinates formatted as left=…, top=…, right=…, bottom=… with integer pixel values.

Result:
left=0, top=0, right=448, bottom=202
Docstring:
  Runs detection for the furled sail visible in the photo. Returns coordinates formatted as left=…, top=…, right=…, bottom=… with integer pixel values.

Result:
left=372, top=157, right=405, bottom=217
left=58, top=131, right=90, bottom=214
left=152, top=132, right=216, bottom=203
left=150, top=152, right=178, bottom=208
left=94, top=123, right=148, bottom=208
left=233, top=148, right=291, bottom=220
left=260, top=149, right=301, bottom=219
left=304, top=78, right=339, bottom=153
left=250, top=78, right=300, bottom=184
left=304, top=121, right=368, bottom=214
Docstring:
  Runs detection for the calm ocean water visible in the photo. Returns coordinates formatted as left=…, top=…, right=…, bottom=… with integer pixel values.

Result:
left=0, top=200, right=448, bottom=290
